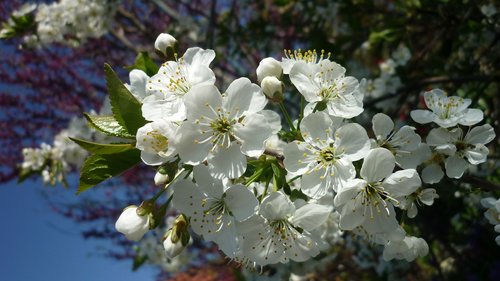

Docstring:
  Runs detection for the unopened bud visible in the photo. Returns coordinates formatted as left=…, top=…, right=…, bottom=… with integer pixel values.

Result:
left=154, top=171, right=169, bottom=186
left=115, top=205, right=150, bottom=241
left=163, top=228, right=189, bottom=259
left=261, top=76, right=284, bottom=103
left=154, top=33, right=178, bottom=59
left=256, top=57, right=283, bottom=83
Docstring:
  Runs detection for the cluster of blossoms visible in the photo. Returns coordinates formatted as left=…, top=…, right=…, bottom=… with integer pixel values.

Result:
left=111, top=32, right=496, bottom=273
left=20, top=117, right=92, bottom=185
left=361, top=44, right=410, bottom=110
left=1, top=0, right=117, bottom=47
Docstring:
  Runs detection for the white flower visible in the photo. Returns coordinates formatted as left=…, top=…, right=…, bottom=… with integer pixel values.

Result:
left=174, top=78, right=275, bottom=179
left=334, top=148, right=421, bottom=239
left=410, top=89, right=483, bottom=128
left=136, top=120, right=178, bottom=166
left=256, top=57, right=283, bottom=82
left=163, top=230, right=186, bottom=259
left=391, top=45, right=411, bottom=66
left=401, top=188, right=439, bottom=218
left=238, top=192, right=331, bottom=265
left=284, top=111, right=370, bottom=198
left=481, top=197, right=500, bottom=225
left=379, top=59, right=397, bottom=75
left=371, top=113, right=421, bottom=167
left=383, top=236, right=429, bottom=261
left=480, top=4, right=497, bottom=18
left=260, top=76, right=284, bottom=102
left=290, top=59, right=364, bottom=118
left=154, top=33, right=177, bottom=56
left=143, top=47, right=216, bottom=121
left=115, top=205, right=150, bottom=241
left=172, top=166, right=258, bottom=257
left=426, top=124, right=495, bottom=178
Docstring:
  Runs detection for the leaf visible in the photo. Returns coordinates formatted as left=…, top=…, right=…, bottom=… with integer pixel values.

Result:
left=105, top=63, right=147, bottom=135
left=69, top=137, right=135, bottom=155
left=84, top=113, right=135, bottom=139
left=78, top=148, right=141, bottom=194
left=132, top=255, right=148, bottom=271
left=125, top=52, right=160, bottom=77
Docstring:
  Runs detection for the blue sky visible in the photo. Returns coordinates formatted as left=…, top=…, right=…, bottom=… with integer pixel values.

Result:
left=0, top=179, right=158, bottom=281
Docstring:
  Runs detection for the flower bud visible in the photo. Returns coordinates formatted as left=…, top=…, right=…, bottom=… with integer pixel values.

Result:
left=115, top=205, right=150, bottom=241
left=162, top=214, right=190, bottom=258
left=154, top=33, right=178, bottom=59
left=256, top=57, right=283, bottom=83
left=154, top=171, right=169, bottom=186
left=261, top=76, right=284, bottom=103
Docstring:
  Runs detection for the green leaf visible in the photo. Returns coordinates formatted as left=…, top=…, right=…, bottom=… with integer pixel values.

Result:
left=105, top=63, right=147, bottom=135
left=84, top=113, right=135, bottom=139
left=125, top=52, right=160, bottom=77
left=69, top=137, right=135, bottom=155
left=78, top=148, right=141, bottom=194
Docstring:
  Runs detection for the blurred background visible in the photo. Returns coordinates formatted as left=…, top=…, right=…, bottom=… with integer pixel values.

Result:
left=1, top=0, right=499, bottom=280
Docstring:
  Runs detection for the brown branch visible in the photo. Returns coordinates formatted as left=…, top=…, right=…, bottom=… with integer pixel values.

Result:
left=461, top=175, right=500, bottom=192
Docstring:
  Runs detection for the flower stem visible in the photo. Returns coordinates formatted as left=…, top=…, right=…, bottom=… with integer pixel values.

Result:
left=151, top=167, right=186, bottom=202
left=279, top=102, right=296, bottom=131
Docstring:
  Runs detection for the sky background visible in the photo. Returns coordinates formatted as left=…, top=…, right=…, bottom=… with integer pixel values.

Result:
left=0, top=178, right=158, bottom=281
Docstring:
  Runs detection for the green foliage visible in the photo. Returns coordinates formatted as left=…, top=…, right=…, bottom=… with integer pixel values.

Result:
left=77, top=148, right=141, bottom=194
left=0, top=14, right=35, bottom=39
left=105, top=63, right=147, bottom=135
left=83, top=114, right=135, bottom=139
left=125, top=52, right=160, bottom=77
left=69, top=137, right=135, bottom=155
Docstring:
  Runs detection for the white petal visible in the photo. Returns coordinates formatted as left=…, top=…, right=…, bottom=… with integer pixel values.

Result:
left=140, top=151, right=167, bottom=166
left=445, top=155, right=468, bottom=178
left=422, top=163, right=444, bottom=184
left=410, top=109, right=435, bottom=124
left=464, top=144, right=489, bottom=164
left=289, top=61, right=322, bottom=103
left=129, top=69, right=148, bottom=101
left=459, top=108, right=483, bottom=126
left=326, top=88, right=364, bottom=118
left=184, top=84, right=222, bottom=120
left=223, top=78, right=267, bottom=118
left=193, top=165, right=223, bottom=198
left=335, top=123, right=371, bottom=161
left=291, top=203, right=332, bottom=231
left=186, top=65, right=216, bottom=87
left=465, top=124, right=495, bottom=145
left=172, top=179, right=204, bottom=216
left=339, top=199, right=364, bottom=230
left=142, top=95, right=186, bottom=122
left=233, top=113, right=273, bottom=157
left=224, top=185, right=259, bottom=221
left=300, top=168, right=330, bottom=199
left=259, top=192, right=295, bottom=220
left=300, top=112, right=334, bottom=146
left=334, top=179, right=366, bottom=207
left=419, top=188, right=438, bottom=206
left=208, top=143, right=247, bottom=179
left=426, top=127, right=461, bottom=146
left=283, top=142, right=314, bottom=175
left=372, top=113, right=394, bottom=141
left=175, top=123, right=211, bottom=165
left=183, top=47, right=215, bottom=67
left=260, top=110, right=282, bottom=133
left=360, top=148, right=395, bottom=182
left=383, top=169, right=421, bottom=197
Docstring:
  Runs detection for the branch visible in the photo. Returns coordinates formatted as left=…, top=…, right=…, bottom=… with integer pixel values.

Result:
left=461, top=175, right=500, bottom=192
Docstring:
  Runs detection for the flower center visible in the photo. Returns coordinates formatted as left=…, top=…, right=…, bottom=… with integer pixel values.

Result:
left=210, top=117, right=233, bottom=134
left=146, top=130, right=169, bottom=152
left=318, top=148, right=337, bottom=164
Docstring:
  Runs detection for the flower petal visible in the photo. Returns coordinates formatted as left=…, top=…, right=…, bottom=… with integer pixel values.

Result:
left=233, top=113, right=273, bottom=158
left=372, top=113, right=394, bottom=141
left=334, top=123, right=370, bottom=161
left=410, top=109, right=435, bottom=124
left=300, top=111, right=334, bottom=146
left=289, top=61, right=322, bottom=103
left=445, top=155, right=468, bottom=178
left=208, top=143, right=247, bottom=179
left=383, top=169, right=421, bottom=197
left=465, top=124, right=495, bottom=145
left=361, top=148, right=395, bottom=182
left=459, top=108, right=483, bottom=126
left=291, top=203, right=332, bottom=231
left=283, top=142, right=314, bottom=175
left=464, top=144, right=489, bottom=164
left=224, top=184, right=259, bottom=221
left=184, top=84, right=222, bottom=120
left=223, top=77, right=267, bottom=118
left=421, top=163, right=444, bottom=184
